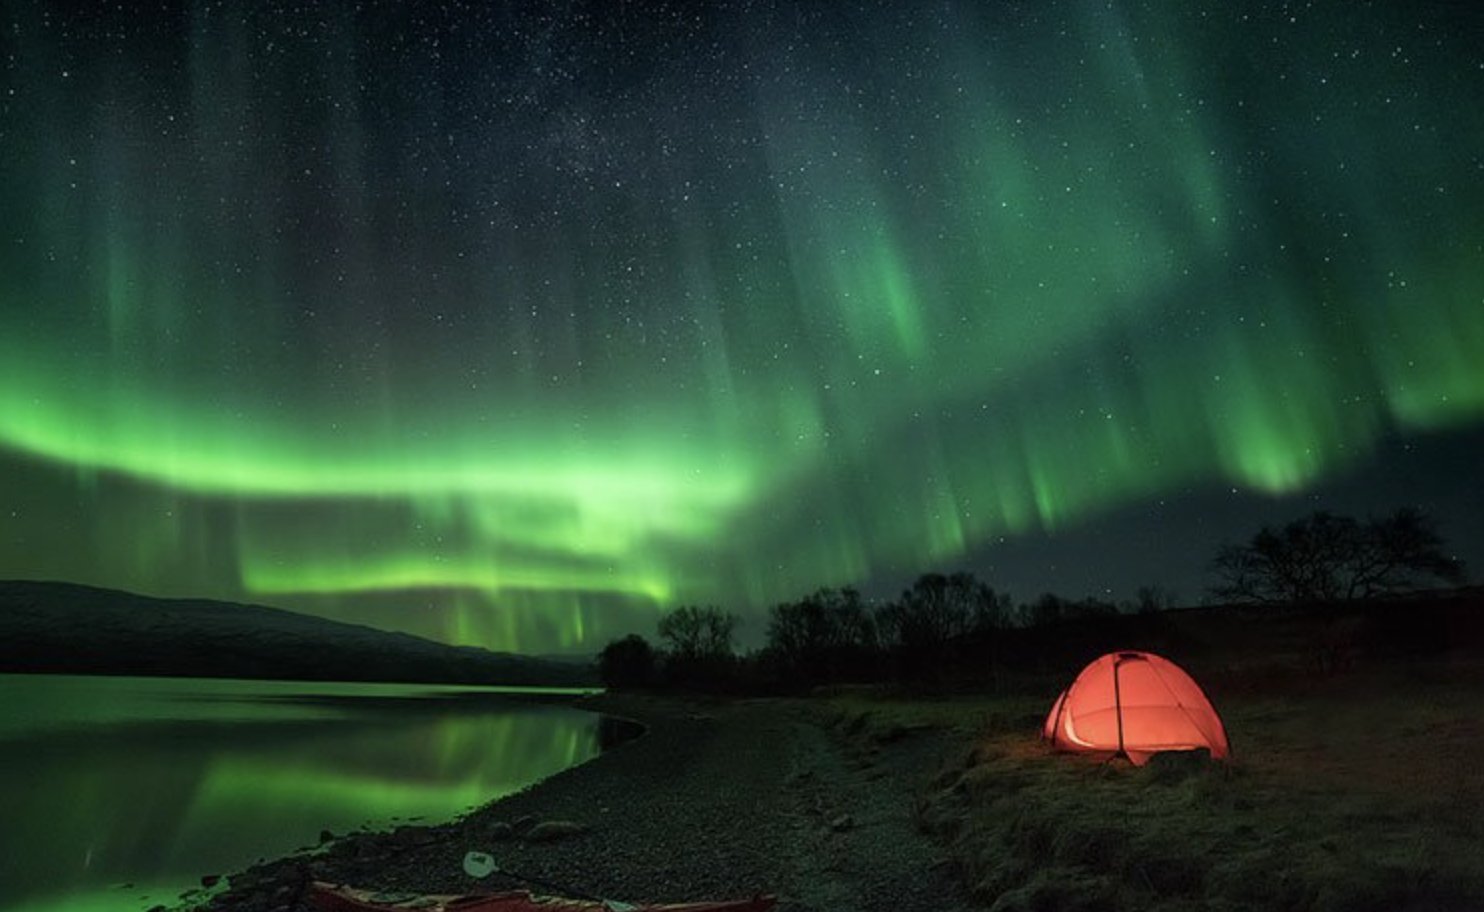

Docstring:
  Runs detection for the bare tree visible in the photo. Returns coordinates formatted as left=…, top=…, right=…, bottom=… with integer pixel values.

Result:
left=1347, top=507, right=1466, bottom=598
left=877, top=572, right=1007, bottom=675
left=766, top=587, right=876, bottom=683
left=1209, top=509, right=1464, bottom=604
left=657, top=604, right=736, bottom=660
left=1136, top=585, right=1177, bottom=614
left=1020, top=592, right=1117, bottom=626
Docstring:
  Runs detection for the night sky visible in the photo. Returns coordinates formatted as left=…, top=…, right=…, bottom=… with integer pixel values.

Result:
left=2, top=1, right=1482, bottom=653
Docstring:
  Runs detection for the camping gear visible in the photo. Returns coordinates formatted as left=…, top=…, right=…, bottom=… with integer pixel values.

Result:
left=310, top=882, right=778, bottom=912
left=1042, top=650, right=1230, bottom=765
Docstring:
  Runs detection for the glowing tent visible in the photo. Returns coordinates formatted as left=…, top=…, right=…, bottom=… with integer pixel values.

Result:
left=1042, top=651, right=1230, bottom=765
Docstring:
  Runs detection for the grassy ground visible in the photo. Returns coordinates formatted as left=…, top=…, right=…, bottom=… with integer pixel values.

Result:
left=827, top=661, right=1484, bottom=912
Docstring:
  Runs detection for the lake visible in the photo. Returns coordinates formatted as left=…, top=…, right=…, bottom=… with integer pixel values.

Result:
left=0, top=674, right=621, bottom=912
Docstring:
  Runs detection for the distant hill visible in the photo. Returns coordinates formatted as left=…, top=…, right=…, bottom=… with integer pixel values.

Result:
left=0, top=580, right=597, bottom=687
left=534, top=652, right=601, bottom=665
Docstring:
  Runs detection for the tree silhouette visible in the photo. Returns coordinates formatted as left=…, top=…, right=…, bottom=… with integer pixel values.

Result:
left=1209, top=508, right=1464, bottom=604
left=656, top=605, right=739, bottom=691
left=1135, top=585, right=1177, bottom=614
left=877, top=572, right=1007, bottom=677
left=598, top=634, right=656, bottom=689
left=657, top=604, right=736, bottom=660
left=1021, top=592, right=1117, bottom=626
left=766, top=587, right=876, bottom=684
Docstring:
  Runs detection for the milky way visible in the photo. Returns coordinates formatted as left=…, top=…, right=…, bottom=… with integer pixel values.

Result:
left=2, top=1, right=1482, bottom=651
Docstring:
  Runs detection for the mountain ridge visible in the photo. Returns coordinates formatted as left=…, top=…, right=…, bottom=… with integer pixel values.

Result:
left=0, top=579, right=595, bottom=686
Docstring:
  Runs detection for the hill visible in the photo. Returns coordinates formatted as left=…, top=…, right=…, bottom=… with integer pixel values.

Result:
left=0, top=580, right=596, bottom=686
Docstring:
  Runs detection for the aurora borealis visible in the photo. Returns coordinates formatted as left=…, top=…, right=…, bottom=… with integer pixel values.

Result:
left=2, top=1, right=1482, bottom=652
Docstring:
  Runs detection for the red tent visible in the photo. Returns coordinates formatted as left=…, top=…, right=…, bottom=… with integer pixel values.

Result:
left=1042, top=651, right=1230, bottom=765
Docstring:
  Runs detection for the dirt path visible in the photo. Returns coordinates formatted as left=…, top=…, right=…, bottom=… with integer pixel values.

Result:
left=774, top=709, right=978, bottom=912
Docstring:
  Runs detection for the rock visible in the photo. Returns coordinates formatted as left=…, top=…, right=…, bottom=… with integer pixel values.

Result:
left=525, top=820, right=589, bottom=842
left=829, top=814, right=854, bottom=832
left=201, top=874, right=221, bottom=889
left=512, top=814, right=538, bottom=834
left=487, top=821, right=515, bottom=841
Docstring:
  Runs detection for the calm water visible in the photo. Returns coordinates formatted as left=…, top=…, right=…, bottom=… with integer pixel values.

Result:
left=0, top=674, right=615, bottom=912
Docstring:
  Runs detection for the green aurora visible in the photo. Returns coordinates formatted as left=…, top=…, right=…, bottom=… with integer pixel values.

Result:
left=1, top=1, right=1482, bottom=650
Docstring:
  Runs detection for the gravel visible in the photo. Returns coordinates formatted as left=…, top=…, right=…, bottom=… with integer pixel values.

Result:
left=195, top=694, right=980, bottom=912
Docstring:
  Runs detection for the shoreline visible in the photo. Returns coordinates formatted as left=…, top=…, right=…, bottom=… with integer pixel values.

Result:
left=195, top=692, right=978, bottom=912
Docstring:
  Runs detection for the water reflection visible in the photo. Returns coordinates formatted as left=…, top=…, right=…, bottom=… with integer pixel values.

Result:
left=0, top=675, right=616, bottom=912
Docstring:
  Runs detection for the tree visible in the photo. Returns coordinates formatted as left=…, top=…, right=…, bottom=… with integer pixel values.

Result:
left=1135, top=585, right=1178, bottom=614
left=1021, top=592, right=1117, bottom=626
left=598, top=634, right=656, bottom=690
left=1209, top=508, right=1464, bottom=604
left=766, top=587, right=876, bottom=684
left=657, top=605, right=737, bottom=661
left=877, top=572, right=1007, bottom=677
left=656, top=605, right=740, bottom=692
left=1357, top=508, right=1466, bottom=597
left=1022, top=592, right=1072, bottom=627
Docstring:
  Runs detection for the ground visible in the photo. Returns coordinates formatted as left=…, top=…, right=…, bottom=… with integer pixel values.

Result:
left=194, top=695, right=978, bottom=912
left=195, top=659, right=1484, bottom=912
left=889, top=661, right=1484, bottom=911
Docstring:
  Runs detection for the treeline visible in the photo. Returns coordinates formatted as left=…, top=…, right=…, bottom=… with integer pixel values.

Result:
left=597, top=508, right=1468, bottom=693
left=599, top=572, right=1170, bottom=693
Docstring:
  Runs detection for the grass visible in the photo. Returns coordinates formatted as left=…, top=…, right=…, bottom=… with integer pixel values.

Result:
left=829, top=663, right=1484, bottom=912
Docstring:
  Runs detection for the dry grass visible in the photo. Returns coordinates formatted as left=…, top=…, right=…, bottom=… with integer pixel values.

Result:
left=833, top=667, right=1484, bottom=912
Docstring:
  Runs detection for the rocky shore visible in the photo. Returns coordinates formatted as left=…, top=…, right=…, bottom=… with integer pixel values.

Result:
left=192, top=694, right=980, bottom=912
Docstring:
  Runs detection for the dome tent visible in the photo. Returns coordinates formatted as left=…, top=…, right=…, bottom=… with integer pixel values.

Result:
left=1042, top=651, right=1230, bottom=765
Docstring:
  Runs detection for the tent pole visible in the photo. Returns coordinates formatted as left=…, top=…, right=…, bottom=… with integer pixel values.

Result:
left=1113, top=656, right=1126, bottom=760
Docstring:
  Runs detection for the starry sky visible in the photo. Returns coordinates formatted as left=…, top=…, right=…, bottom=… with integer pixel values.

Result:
left=2, top=0, right=1482, bottom=653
